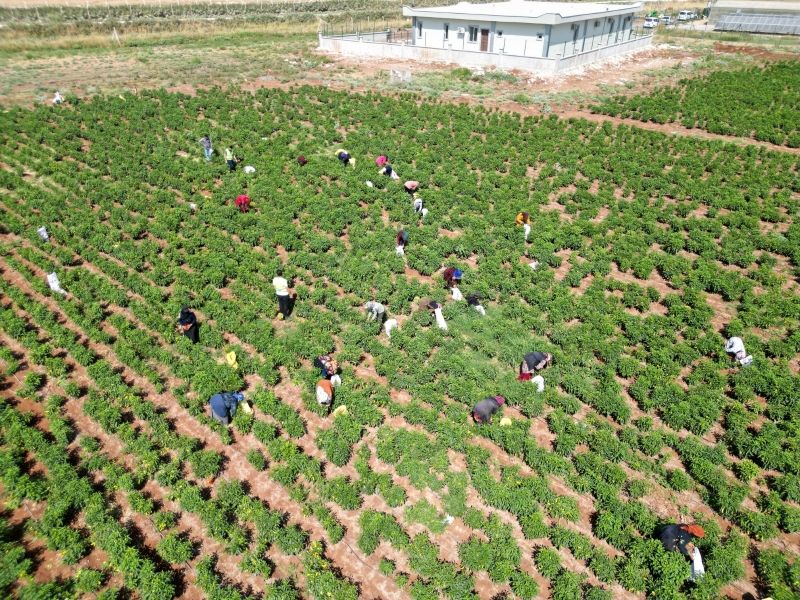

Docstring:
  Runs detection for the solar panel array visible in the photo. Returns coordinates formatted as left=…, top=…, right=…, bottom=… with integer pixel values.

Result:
left=714, top=12, right=800, bottom=33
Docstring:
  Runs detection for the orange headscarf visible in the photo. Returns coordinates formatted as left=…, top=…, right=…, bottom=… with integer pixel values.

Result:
left=682, top=524, right=705, bottom=538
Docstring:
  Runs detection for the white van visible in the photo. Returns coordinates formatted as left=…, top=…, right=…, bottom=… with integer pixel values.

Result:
left=643, top=16, right=660, bottom=28
left=678, top=10, right=697, bottom=20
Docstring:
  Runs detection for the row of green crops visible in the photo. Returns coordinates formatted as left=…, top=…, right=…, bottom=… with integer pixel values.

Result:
left=590, top=60, right=800, bottom=147
left=0, top=85, right=799, bottom=599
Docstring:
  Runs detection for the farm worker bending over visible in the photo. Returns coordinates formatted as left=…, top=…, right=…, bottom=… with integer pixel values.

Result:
left=315, top=355, right=339, bottom=380
left=364, top=301, right=385, bottom=322
left=177, top=305, right=199, bottom=344
left=418, top=298, right=443, bottom=314
left=412, top=195, right=424, bottom=213
left=519, top=351, right=552, bottom=380
left=224, top=147, right=238, bottom=172
left=235, top=195, right=251, bottom=213
left=443, top=268, right=462, bottom=290
left=516, top=212, right=531, bottom=241
left=376, top=155, right=388, bottom=167
left=404, top=180, right=419, bottom=194
left=52, top=91, right=63, bottom=105
left=380, top=165, right=400, bottom=180
left=657, top=524, right=705, bottom=558
left=473, top=396, right=505, bottom=426
left=725, top=337, right=753, bottom=367
left=209, top=392, right=244, bottom=425
left=316, top=379, right=334, bottom=408
left=467, top=292, right=485, bottom=316
left=272, top=269, right=290, bottom=320
left=199, top=135, right=212, bottom=161
left=297, top=155, right=308, bottom=166
left=336, top=149, right=355, bottom=168
left=397, top=230, right=409, bottom=249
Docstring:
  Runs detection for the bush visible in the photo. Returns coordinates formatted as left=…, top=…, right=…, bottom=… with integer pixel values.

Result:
left=156, top=532, right=193, bottom=565
left=535, top=547, right=562, bottom=579
left=247, top=448, right=267, bottom=471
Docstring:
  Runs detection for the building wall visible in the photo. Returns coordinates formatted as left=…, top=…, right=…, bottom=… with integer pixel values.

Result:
left=318, top=31, right=652, bottom=72
left=546, top=13, right=636, bottom=56
left=413, top=13, right=636, bottom=58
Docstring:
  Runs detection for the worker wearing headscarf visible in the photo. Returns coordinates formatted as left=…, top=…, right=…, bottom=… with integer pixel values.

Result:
left=473, top=396, right=505, bottom=425
left=418, top=298, right=442, bottom=314
left=657, top=524, right=705, bottom=558
left=519, top=351, right=552, bottom=380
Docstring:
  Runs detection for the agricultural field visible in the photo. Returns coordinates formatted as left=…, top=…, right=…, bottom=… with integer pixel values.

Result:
left=590, top=59, right=800, bottom=147
left=0, top=80, right=799, bottom=600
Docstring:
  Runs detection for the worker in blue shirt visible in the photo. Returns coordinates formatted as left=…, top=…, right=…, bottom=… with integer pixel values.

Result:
left=209, top=392, right=243, bottom=425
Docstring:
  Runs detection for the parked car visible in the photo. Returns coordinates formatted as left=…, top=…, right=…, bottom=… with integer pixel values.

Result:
left=660, top=15, right=675, bottom=25
left=643, top=16, right=660, bottom=28
left=678, top=10, right=698, bottom=21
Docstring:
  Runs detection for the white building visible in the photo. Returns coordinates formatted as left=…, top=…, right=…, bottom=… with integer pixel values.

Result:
left=404, top=1, right=643, bottom=58
left=319, top=0, right=651, bottom=73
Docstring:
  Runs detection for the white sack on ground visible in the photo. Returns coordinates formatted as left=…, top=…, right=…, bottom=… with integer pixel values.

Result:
left=434, top=307, right=448, bottom=331
left=691, top=548, right=705, bottom=581
left=384, top=318, right=398, bottom=338
left=531, top=375, right=545, bottom=392
left=37, top=227, right=50, bottom=241
left=47, top=272, right=67, bottom=295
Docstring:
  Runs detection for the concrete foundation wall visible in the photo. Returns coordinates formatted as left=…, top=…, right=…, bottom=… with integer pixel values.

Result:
left=318, top=33, right=652, bottom=73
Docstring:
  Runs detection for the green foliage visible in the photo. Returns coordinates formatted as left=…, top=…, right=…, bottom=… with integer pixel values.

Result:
left=591, top=60, right=800, bottom=146
left=156, top=532, right=194, bottom=564
left=405, top=499, right=447, bottom=535
left=535, top=547, right=562, bottom=579
left=74, top=568, right=104, bottom=593
left=378, top=558, right=396, bottom=576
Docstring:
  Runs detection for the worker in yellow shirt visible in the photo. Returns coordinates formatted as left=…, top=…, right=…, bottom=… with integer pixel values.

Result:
left=224, top=146, right=238, bottom=172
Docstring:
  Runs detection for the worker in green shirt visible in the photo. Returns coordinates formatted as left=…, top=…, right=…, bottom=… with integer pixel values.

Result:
left=224, top=146, right=237, bottom=172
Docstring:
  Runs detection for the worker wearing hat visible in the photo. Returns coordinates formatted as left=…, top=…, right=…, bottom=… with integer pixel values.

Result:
left=443, top=267, right=463, bottom=289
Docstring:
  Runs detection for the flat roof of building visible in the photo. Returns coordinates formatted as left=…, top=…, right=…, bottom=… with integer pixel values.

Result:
left=403, top=1, right=643, bottom=24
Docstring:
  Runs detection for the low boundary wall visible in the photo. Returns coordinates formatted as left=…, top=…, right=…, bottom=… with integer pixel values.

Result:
left=318, top=32, right=652, bottom=73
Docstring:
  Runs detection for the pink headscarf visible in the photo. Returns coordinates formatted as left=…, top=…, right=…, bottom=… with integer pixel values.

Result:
left=376, top=155, right=387, bottom=167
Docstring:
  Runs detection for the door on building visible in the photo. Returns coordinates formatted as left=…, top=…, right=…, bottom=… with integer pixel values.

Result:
left=480, top=29, right=489, bottom=51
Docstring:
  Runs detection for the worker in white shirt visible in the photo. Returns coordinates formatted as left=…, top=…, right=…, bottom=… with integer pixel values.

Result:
left=725, top=337, right=753, bottom=367
left=316, top=379, right=334, bottom=409
left=272, top=269, right=290, bottom=320
left=364, top=301, right=385, bottom=322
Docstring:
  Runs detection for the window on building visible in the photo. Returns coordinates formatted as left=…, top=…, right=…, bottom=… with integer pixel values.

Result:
left=444, top=23, right=449, bottom=39
left=594, top=20, right=600, bottom=27
left=537, top=33, right=544, bottom=39
left=469, top=26, right=478, bottom=42
left=496, top=30, right=503, bottom=37
left=418, top=21, right=423, bottom=37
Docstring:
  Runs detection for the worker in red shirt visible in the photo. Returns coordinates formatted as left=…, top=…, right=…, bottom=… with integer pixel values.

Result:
left=235, top=195, right=251, bottom=213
